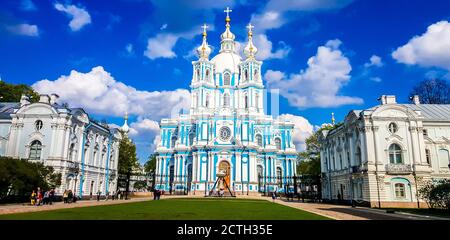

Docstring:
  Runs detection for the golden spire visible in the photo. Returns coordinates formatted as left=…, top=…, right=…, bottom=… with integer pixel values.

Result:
left=244, top=23, right=257, bottom=59
left=197, top=23, right=211, bottom=59
left=331, top=112, right=335, bottom=125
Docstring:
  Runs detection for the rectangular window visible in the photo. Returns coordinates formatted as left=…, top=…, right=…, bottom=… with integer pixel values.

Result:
left=394, top=183, right=406, bottom=198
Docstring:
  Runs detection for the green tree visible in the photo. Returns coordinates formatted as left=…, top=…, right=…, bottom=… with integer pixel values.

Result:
left=133, top=180, right=147, bottom=191
left=117, top=131, right=139, bottom=199
left=297, top=123, right=341, bottom=176
left=144, top=154, right=157, bottom=175
left=0, top=81, right=40, bottom=103
left=0, top=157, right=62, bottom=203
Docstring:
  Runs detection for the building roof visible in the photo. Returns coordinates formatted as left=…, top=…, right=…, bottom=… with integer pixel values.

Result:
left=0, top=102, right=20, bottom=119
left=403, top=104, right=450, bottom=121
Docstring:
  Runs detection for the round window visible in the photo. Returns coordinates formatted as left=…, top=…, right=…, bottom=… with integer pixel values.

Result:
left=35, top=120, right=43, bottom=131
left=388, top=122, right=398, bottom=133
left=219, top=127, right=231, bottom=141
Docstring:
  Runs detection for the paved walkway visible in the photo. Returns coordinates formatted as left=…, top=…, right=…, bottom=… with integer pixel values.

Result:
left=0, top=194, right=447, bottom=220
left=273, top=199, right=447, bottom=220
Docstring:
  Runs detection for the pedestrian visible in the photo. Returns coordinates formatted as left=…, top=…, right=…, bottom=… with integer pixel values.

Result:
left=97, top=190, right=101, bottom=201
left=153, top=189, right=157, bottom=200
left=63, top=190, right=68, bottom=203
left=36, top=188, right=43, bottom=206
left=272, top=192, right=276, bottom=202
left=43, top=190, right=50, bottom=205
left=105, top=192, right=109, bottom=201
left=118, top=191, right=121, bottom=200
left=30, top=190, right=36, bottom=206
left=157, top=189, right=161, bottom=200
left=111, top=191, right=115, bottom=201
left=49, top=189, right=55, bottom=205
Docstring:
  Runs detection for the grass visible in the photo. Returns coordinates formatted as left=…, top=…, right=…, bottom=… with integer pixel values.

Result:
left=0, top=198, right=330, bottom=220
left=383, top=208, right=450, bottom=219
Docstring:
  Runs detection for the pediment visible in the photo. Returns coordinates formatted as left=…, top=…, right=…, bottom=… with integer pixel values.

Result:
left=376, top=109, right=408, bottom=118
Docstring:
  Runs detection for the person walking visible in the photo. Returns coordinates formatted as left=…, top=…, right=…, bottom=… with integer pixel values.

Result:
left=97, top=190, right=101, bottom=201
left=118, top=191, right=121, bottom=200
left=271, top=192, right=276, bottom=202
left=49, top=189, right=55, bottom=205
left=63, top=190, right=68, bottom=203
left=37, top=188, right=43, bottom=206
left=30, top=190, right=36, bottom=206
left=67, top=190, right=73, bottom=204
left=111, top=191, right=115, bottom=201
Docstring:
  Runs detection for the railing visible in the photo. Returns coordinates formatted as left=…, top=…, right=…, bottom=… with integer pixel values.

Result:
left=385, top=164, right=412, bottom=174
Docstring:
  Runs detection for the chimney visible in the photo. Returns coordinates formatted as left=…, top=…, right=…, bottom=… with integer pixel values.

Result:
left=379, top=95, right=396, bottom=105
left=20, top=94, right=30, bottom=107
left=50, top=93, right=60, bottom=105
left=39, top=94, right=50, bottom=104
left=412, top=95, right=420, bottom=105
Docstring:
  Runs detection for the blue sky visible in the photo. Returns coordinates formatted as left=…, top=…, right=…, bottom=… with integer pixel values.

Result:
left=1, top=0, right=450, bottom=163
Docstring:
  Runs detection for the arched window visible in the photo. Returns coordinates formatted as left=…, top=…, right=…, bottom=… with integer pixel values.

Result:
left=244, top=94, right=248, bottom=109
left=223, top=72, right=231, bottom=86
left=244, top=69, right=248, bottom=81
left=189, top=133, right=195, bottom=146
left=223, top=93, right=230, bottom=107
left=388, top=122, right=398, bottom=133
left=196, top=68, right=200, bottom=81
left=205, top=69, right=210, bottom=81
left=171, top=136, right=177, bottom=148
left=425, top=149, right=431, bottom=165
left=69, top=143, right=76, bottom=161
left=255, top=134, right=263, bottom=147
left=355, top=146, right=361, bottom=165
left=29, top=140, right=42, bottom=161
left=254, top=69, right=259, bottom=80
left=394, top=183, right=406, bottom=198
left=205, top=93, right=210, bottom=108
left=275, top=138, right=281, bottom=150
left=255, top=93, right=260, bottom=109
left=389, top=144, right=403, bottom=164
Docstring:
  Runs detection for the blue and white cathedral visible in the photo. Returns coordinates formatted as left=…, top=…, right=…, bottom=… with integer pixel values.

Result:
left=155, top=8, right=298, bottom=195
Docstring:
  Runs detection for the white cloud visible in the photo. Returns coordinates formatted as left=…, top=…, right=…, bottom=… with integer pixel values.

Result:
left=32, top=66, right=191, bottom=120
left=144, top=34, right=178, bottom=60
left=265, top=39, right=363, bottom=108
left=392, top=20, right=450, bottom=70
left=253, top=34, right=291, bottom=60
left=54, top=3, right=91, bottom=31
left=364, top=55, right=383, bottom=68
left=277, top=114, right=314, bottom=151
left=160, top=24, right=168, bottom=30
left=370, top=77, right=382, bottom=82
left=6, top=23, right=39, bottom=37
left=129, top=118, right=161, bottom=158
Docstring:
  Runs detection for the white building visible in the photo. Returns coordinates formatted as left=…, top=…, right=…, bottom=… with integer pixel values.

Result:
left=155, top=8, right=298, bottom=195
left=319, top=95, right=450, bottom=208
left=0, top=94, right=121, bottom=198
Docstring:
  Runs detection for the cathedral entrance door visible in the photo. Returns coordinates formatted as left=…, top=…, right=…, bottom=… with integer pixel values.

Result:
left=218, top=161, right=231, bottom=189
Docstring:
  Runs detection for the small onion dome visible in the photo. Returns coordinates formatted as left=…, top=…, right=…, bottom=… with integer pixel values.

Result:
left=197, top=24, right=211, bottom=59
left=121, top=112, right=130, bottom=133
left=244, top=23, right=258, bottom=59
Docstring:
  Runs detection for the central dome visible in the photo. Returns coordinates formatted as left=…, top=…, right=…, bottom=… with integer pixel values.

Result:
left=211, top=52, right=241, bottom=73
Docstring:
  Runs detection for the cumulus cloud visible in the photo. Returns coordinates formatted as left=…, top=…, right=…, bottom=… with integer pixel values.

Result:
left=392, top=20, right=450, bottom=70
left=54, top=2, right=91, bottom=31
left=253, top=34, right=291, bottom=60
left=144, top=34, right=179, bottom=60
left=264, top=39, right=363, bottom=108
left=364, top=55, right=383, bottom=68
left=6, top=23, right=39, bottom=36
left=32, top=66, right=191, bottom=120
left=277, top=114, right=314, bottom=151
left=129, top=118, right=161, bottom=159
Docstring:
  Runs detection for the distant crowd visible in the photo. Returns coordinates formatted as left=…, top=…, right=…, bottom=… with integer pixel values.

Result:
left=30, top=187, right=55, bottom=206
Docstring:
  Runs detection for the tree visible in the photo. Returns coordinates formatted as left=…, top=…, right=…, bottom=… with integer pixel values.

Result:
left=297, top=123, right=340, bottom=176
left=144, top=154, right=157, bottom=175
left=0, top=157, right=62, bottom=203
left=0, top=81, right=40, bottom=103
left=133, top=181, right=147, bottom=191
left=409, top=79, right=450, bottom=104
left=117, top=131, right=139, bottom=199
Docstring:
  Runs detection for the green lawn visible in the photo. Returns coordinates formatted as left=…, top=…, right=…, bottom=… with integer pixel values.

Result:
left=0, top=198, right=329, bottom=220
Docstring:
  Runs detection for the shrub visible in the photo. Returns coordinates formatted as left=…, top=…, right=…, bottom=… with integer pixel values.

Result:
left=418, top=179, right=450, bottom=210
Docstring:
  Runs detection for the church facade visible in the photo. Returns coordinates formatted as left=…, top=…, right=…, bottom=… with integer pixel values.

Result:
left=155, top=9, right=298, bottom=195
left=0, top=94, right=121, bottom=198
left=319, top=95, right=450, bottom=208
